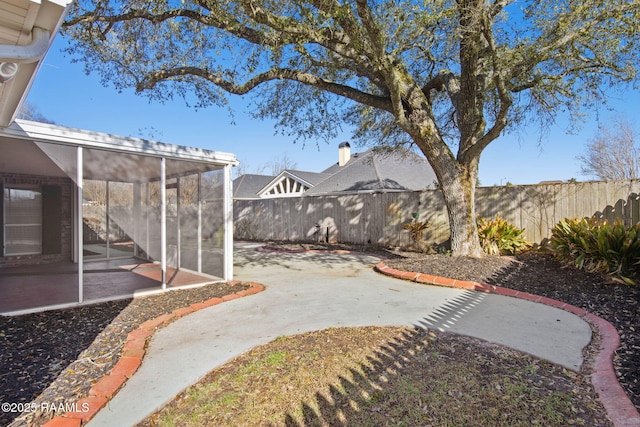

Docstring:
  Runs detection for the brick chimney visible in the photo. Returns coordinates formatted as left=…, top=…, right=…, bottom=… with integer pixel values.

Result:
left=338, top=141, right=351, bottom=166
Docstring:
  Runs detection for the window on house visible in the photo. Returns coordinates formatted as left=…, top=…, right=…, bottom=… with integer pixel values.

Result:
left=3, top=187, right=42, bottom=256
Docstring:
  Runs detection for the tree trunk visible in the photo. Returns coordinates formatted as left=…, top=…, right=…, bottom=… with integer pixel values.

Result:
left=400, top=113, right=486, bottom=257
left=438, top=0, right=485, bottom=257
left=437, top=159, right=485, bottom=257
left=389, top=60, right=486, bottom=257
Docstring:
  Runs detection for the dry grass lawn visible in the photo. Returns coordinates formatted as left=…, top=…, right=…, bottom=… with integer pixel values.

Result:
left=139, top=326, right=610, bottom=427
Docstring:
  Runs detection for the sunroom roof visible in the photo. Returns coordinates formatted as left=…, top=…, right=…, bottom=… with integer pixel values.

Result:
left=0, top=119, right=237, bottom=182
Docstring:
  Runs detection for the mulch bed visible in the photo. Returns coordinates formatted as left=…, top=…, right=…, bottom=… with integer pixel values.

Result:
left=0, top=282, right=248, bottom=427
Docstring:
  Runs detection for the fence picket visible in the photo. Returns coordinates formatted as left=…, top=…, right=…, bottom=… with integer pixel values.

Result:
left=234, top=179, right=640, bottom=247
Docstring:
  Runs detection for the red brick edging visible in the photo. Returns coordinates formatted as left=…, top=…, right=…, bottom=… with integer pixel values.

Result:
left=374, top=261, right=640, bottom=427
left=42, top=281, right=265, bottom=427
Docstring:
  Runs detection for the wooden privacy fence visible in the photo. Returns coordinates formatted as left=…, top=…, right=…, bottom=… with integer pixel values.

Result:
left=234, top=179, right=640, bottom=248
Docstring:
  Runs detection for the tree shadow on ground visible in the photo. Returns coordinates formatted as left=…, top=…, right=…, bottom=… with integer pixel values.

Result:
left=482, top=251, right=640, bottom=410
left=280, top=325, right=610, bottom=427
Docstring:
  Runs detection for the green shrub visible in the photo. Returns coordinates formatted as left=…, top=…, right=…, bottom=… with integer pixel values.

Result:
left=550, top=217, right=640, bottom=285
left=477, top=216, right=530, bottom=255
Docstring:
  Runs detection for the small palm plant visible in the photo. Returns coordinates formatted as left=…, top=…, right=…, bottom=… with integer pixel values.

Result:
left=403, top=220, right=431, bottom=242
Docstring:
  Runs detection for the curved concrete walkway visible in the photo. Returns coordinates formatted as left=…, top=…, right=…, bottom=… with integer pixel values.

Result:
left=86, top=244, right=593, bottom=426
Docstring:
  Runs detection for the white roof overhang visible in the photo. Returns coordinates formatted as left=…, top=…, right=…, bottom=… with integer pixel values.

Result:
left=0, top=119, right=238, bottom=182
left=0, top=0, right=73, bottom=127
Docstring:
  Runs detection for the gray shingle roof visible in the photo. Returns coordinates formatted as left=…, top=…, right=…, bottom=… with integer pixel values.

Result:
left=233, top=146, right=437, bottom=199
left=282, top=170, right=333, bottom=186
left=232, top=174, right=274, bottom=199
left=305, top=149, right=436, bottom=196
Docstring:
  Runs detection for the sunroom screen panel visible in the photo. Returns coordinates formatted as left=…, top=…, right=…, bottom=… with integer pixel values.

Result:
left=200, top=169, right=225, bottom=279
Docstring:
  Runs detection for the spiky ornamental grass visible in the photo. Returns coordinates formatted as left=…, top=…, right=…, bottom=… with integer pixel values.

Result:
left=551, top=218, right=640, bottom=285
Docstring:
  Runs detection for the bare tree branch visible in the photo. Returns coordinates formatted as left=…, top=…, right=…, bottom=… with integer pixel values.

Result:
left=578, top=119, right=640, bottom=180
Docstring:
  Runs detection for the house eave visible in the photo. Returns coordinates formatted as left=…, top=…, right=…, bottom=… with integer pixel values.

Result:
left=0, top=0, right=74, bottom=127
left=4, top=119, right=238, bottom=166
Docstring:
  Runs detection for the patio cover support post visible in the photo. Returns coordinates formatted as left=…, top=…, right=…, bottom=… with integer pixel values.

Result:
left=197, top=172, right=202, bottom=273
left=176, top=176, right=181, bottom=269
left=77, top=146, right=84, bottom=303
left=145, top=182, right=150, bottom=259
left=133, top=183, right=141, bottom=258
left=105, top=180, right=110, bottom=259
left=161, top=157, right=167, bottom=289
left=223, top=163, right=233, bottom=280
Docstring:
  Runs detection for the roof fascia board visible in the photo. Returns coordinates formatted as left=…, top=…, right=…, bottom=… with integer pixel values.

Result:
left=3, top=119, right=238, bottom=165
left=255, top=171, right=288, bottom=195
left=47, top=0, right=75, bottom=7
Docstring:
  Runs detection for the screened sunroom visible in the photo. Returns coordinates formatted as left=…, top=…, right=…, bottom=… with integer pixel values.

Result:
left=0, top=120, right=237, bottom=314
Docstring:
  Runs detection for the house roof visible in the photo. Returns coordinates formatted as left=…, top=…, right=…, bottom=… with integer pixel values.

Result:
left=233, top=174, right=274, bottom=200
left=233, top=169, right=333, bottom=199
left=305, top=148, right=436, bottom=196
left=254, top=169, right=332, bottom=198
left=233, top=146, right=437, bottom=199
left=0, top=0, right=73, bottom=127
left=283, top=169, right=333, bottom=186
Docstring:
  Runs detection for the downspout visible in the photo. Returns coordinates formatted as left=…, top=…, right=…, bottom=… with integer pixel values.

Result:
left=0, top=27, right=51, bottom=82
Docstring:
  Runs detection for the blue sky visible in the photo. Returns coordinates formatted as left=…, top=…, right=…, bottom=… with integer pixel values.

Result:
left=26, top=36, right=640, bottom=186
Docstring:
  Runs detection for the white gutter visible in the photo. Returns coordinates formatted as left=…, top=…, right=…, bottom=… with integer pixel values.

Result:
left=0, top=1, right=73, bottom=125
left=0, top=27, right=52, bottom=83
left=0, top=27, right=51, bottom=64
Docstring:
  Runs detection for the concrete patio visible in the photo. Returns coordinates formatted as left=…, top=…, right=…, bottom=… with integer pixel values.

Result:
left=0, top=258, right=221, bottom=314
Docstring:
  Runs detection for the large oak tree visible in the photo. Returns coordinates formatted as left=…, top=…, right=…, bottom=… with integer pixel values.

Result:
left=63, top=0, right=639, bottom=256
